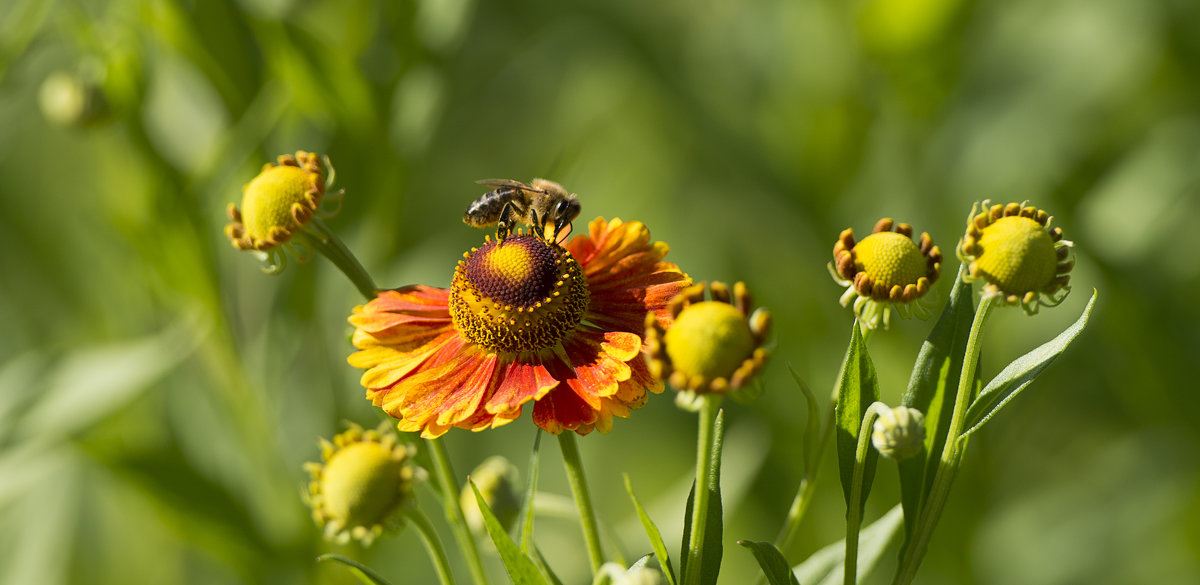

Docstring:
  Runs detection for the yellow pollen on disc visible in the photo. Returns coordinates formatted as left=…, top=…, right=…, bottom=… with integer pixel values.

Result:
left=483, top=244, right=535, bottom=285
left=973, top=216, right=1057, bottom=294
left=854, top=232, right=926, bottom=290
left=241, top=165, right=314, bottom=242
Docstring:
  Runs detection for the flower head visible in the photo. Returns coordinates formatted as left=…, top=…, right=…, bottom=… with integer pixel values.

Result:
left=226, top=151, right=326, bottom=251
left=348, top=217, right=690, bottom=437
left=871, top=406, right=926, bottom=460
left=959, top=201, right=1073, bottom=314
left=304, top=422, right=421, bottom=546
left=830, top=218, right=942, bottom=330
left=644, top=281, right=770, bottom=396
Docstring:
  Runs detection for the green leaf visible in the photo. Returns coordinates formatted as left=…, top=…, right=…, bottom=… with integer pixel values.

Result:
left=624, top=474, right=677, bottom=585
left=530, top=545, right=566, bottom=585
left=679, top=410, right=725, bottom=585
left=960, top=290, right=1096, bottom=439
left=470, top=480, right=548, bottom=585
left=316, top=554, right=395, bottom=585
left=834, top=321, right=880, bottom=512
left=786, top=365, right=821, bottom=477
left=738, top=540, right=802, bottom=585
left=792, top=504, right=904, bottom=585
left=898, top=268, right=975, bottom=539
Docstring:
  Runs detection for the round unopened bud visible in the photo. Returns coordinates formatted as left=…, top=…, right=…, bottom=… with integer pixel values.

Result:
left=871, top=406, right=926, bottom=460
left=460, top=456, right=522, bottom=537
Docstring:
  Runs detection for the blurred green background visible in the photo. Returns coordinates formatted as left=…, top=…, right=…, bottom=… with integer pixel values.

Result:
left=3, top=0, right=1199, bottom=583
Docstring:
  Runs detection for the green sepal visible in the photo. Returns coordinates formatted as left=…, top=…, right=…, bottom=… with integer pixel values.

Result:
left=316, top=554, right=395, bottom=585
left=737, top=540, right=802, bottom=585
left=960, top=290, right=1096, bottom=439
left=624, top=474, right=678, bottom=585
left=834, top=320, right=880, bottom=513
left=470, top=480, right=548, bottom=585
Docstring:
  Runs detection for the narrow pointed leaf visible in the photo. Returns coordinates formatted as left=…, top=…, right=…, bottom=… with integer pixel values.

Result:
left=791, top=504, right=904, bottom=585
left=961, top=290, right=1096, bottom=438
left=738, top=540, right=801, bottom=585
left=898, top=269, right=975, bottom=539
left=470, top=480, right=548, bottom=585
left=317, top=554, right=394, bottom=585
left=530, top=545, right=566, bottom=585
left=834, top=322, right=880, bottom=512
left=624, top=474, right=677, bottom=585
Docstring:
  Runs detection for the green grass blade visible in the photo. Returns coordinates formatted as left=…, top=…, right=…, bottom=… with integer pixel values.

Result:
left=518, top=430, right=544, bottom=552
left=470, top=480, right=548, bottom=585
left=317, top=554, right=395, bottom=585
left=791, top=504, right=904, bottom=585
left=624, top=474, right=677, bottom=585
left=738, top=540, right=802, bottom=585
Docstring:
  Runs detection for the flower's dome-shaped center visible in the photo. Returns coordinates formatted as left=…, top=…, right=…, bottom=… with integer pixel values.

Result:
left=320, top=442, right=404, bottom=529
left=450, top=234, right=589, bottom=353
left=974, top=216, right=1056, bottom=294
left=854, top=232, right=927, bottom=290
left=664, top=302, right=755, bottom=381
left=242, top=165, right=319, bottom=241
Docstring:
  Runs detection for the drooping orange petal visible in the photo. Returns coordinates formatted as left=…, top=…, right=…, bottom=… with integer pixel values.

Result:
left=532, top=384, right=598, bottom=434
left=349, top=286, right=451, bottom=336
left=485, top=354, right=559, bottom=415
left=561, top=330, right=632, bottom=400
left=364, top=333, right=465, bottom=413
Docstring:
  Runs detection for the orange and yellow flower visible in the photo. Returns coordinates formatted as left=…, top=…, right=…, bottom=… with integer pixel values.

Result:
left=348, top=217, right=690, bottom=438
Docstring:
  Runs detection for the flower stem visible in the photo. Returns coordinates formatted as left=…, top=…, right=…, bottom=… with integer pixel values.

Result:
left=557, top=431, right=606, bottom=574
left=892, top=294, right=995, bottom=585
left=774, top=406, right=834, bottom=552
left=407, top=507, right=459, bottom=585
left=845, top=402, right=890, bottom=585
left=684, top=395, right=722, bottom=585
left=297, top=217, right=377, bottom=300
left=426, top=438, right=490, bottom=585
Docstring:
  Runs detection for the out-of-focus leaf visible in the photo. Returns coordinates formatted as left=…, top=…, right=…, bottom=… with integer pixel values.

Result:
left=961, top=290, right=1096, bottom=439
left=792, top=504, right=904, bottom=585
left=834, top=322, right=879, bottom=512
left=470, top=480, right=547, bottom=585
left=316, top=554, right=394, bottom=585
left=518, top=430, right=543, bottom=550
left=898, top=268, right=975, bottom=538
left=625, top=474, right=677, bottom=585
left=679, top=410, right=725, bottom=585
left=15, top=314, right=205, bottom=440
left=738, top=540, right=801, bottom=585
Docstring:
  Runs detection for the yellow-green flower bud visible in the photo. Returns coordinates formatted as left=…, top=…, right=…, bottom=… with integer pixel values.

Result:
left=645, top=281, right=770, bottom=395
left=304, top=422, right=421, bottom=545
left=959, top=201, right=1074, bottom=314
left=460, top=455, right=522, bottom=537
left=226, top=151, right=328, bottom=251
left=830, top=218, right=942, bottom=330
left=871, top=406, right=926, bottom=460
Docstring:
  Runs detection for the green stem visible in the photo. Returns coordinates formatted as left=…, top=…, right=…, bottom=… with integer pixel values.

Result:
left=892, top=295, right=995, bottom=585
left=845, top=402, right=889, bottom=585
left=774, top=406, right=835, bottom=552
left=558, top=432, right=606, bottom=574
left=407, top=508, right=459, bottom=585
left=426, top=438, right=490, bottom=585
left=684, top=395, right=722, bottom=585
left=297, top=217, right=377, bottom=300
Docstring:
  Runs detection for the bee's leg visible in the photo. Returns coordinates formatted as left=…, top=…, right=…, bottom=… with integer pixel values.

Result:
left=551, top=200, right=573, bottom=243
left=497, top=200, right=517, bottom=243
left=530, top=209, right=546, bottom=240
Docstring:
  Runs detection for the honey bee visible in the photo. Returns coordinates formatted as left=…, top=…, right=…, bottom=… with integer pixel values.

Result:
left=463, top=178, right=582, bottom=243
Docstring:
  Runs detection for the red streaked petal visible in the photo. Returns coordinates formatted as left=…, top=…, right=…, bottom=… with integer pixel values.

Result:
left=349, top=286, right=451, bottom=336
left=486, top=355, right=559, bottom=415
left=364, top=334, right=465, bottom=412
left=399, top=346, right=499, bottom=430
left=561, top=332, right=631, bottom=400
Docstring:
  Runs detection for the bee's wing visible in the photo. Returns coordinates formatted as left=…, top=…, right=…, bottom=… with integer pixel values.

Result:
left=474, top=178, right=545, bottom=193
